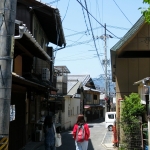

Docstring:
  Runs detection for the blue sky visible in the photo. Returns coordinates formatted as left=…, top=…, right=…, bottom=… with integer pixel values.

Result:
left=42, top=0, right=147, bottom=78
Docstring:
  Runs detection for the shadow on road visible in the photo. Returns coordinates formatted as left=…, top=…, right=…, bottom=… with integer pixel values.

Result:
left=87, top=118, right=105, bottom=124
left=88, top=125, right=94, bottom=128
left=57, top=131, right=94, bottom=150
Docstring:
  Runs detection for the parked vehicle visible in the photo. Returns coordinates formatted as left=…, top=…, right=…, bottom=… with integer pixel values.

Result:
left=105, top=112, right=116, bottom=131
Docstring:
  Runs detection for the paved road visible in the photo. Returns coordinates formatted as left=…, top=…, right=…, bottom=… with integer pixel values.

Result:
left=37, top=120, right=114, bottom=150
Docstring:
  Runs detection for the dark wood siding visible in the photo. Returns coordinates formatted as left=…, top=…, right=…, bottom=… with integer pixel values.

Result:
left=16, top=3, right=32, bottom=31
left=9, top=85, right=26, bottom=150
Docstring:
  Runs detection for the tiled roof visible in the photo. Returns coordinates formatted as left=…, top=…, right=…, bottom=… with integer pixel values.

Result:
left=83, top=86, right=100, bottom=92
left=68, top=75, right=90, bottom=86
left=67, top=75, right=90, bottom=94
left=67, top=81, right=82, bottom=95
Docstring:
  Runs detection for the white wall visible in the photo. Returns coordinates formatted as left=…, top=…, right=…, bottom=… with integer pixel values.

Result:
left=63, top=96, right=80, bottom=130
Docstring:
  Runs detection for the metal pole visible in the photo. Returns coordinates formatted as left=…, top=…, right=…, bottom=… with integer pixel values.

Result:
left=0, top=0, right=16, bottom=149
left=104, top=23, right=107, bottom=113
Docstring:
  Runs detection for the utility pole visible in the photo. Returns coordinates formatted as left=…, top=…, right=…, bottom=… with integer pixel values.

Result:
left=100, top=24, right=113, bottom=115
left=104, top=23, right=108, bottom=114
left=0, top=0, right=16, bottom=149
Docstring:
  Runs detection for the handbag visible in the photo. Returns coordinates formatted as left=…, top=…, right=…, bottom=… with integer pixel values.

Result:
left=53, top=124, right=62, bottom=147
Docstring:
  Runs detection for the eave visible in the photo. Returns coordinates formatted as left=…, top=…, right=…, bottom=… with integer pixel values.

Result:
left=17, top=0, right=66, bottom=47
left=110, top=16, right=145, bottom=82
left=15, top=21, right=51, bottom=62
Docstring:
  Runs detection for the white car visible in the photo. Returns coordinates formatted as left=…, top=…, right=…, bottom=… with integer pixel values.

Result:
left=105, top=112, right=116, bottom=131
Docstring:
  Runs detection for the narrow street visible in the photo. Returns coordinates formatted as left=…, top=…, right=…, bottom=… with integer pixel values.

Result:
left=37, top=119, right=114, bottom=150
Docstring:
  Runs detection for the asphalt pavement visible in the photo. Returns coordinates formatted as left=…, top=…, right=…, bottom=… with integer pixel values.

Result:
left=33, top=118, right=116, bottom=150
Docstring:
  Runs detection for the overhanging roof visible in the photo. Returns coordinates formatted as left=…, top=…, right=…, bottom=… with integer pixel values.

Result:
left=54, top=66, right=70, bottom=74
left=133, top=77, right=150, bottom=86
left=110, top=15, right=145, bottom=81
left=15, top=20, right=51, bottom=61
left=17, top=0, right=66, bottom=47
left=12, top=72, right=58, bottom=91
left=67, top=81, right=82, bottom=95
left=111, top=16, right=145, bottom=52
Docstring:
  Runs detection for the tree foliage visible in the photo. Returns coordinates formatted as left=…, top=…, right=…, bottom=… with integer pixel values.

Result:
left=140, top=0, right=150, bottom=23
left=120, top=93, right=145, bottom=149
left=121, top=93, right=145, bottom=123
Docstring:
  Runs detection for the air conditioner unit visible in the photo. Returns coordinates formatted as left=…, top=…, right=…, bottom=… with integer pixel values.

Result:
left=42, top=68, right=50, bottom=81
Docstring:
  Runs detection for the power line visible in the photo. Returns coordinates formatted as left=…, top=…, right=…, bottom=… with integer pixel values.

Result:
left=80, top=0, right=90, bottom=35
left=112, top=0, right=133, bottom=25
left=61, top=0, right=70, bottom=22
left=84, top=0, right=104, bottom=73
left=65, top=25, right=128, bottom=37
left=76, top=0, right=121, bottom=39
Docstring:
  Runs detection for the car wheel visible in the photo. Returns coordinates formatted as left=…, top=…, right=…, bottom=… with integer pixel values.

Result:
left=108, top=125, right=113, bottom=131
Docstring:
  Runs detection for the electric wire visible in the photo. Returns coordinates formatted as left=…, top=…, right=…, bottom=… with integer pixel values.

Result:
left=65, top=25, right=128, bottom=38
left=62, top=0, right=70, bottom=22
left=66, top=38, right=96, bottom=48
left=84, top=0, right=104, bottom=73
left=76, top=0, right=121, bottom=39
left=80, top=0, right=90, bottom=35
left=56, top=57, right=96, bottom=61
left=65, top=38, right=96, bottom=48
left=112, top=0, right=133, bottom=25
left=66, top=34, right=85, bottom=46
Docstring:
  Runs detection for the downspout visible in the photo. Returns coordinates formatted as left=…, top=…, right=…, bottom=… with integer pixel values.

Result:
left=14, top=25, right=27, bottom=39
left=53, top=43, right=66, bottom=52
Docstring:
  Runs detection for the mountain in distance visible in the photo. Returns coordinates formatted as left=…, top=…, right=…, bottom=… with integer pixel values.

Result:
left=92, top=78, right=115, bottom=95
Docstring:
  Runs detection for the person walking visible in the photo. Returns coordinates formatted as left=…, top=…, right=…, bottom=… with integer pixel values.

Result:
left=72, top=114, right=90, bottom=150
left=43, top=115, right=56, bottom=150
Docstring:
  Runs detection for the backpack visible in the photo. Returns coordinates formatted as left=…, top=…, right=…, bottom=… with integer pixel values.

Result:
left=76, top=124, right=85, bottom=142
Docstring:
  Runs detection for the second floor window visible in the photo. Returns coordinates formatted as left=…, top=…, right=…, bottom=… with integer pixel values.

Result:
left=86, top=94, right=92, bottom=103
left=93, top=94, right=97, bottom=100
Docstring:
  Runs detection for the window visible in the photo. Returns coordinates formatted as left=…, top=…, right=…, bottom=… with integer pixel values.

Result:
left=93, top=94, right=97, bottom=100
left=86, top=94, right=92, bottom=102
left=108, top=114, right=114, bottom=119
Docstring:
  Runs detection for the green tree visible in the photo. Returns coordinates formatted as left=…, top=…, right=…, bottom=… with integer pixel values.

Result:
left=121, top=93, right=145, bottom=123
left=140, top=0, right=150, bottom=23
left=120, top=93, right=145, bottom=149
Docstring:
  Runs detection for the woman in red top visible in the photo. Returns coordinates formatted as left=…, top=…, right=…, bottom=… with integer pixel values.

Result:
left=72, top=114, right=90, bottom=150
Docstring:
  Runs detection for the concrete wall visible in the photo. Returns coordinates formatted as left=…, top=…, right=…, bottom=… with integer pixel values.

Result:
left=62, top=96, right=80, bottom=130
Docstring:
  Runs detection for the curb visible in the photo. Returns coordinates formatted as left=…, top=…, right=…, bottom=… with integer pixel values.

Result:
left=101, top=131, right=115, bottom=149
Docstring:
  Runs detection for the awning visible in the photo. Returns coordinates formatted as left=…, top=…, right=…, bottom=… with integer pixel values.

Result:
left=12, top=72, right=58, bottom=91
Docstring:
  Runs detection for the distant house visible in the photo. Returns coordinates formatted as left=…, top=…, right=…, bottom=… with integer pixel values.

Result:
left=62, top=81, right=81, bottom=130
left=67, top=75, right=103, bottom=122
